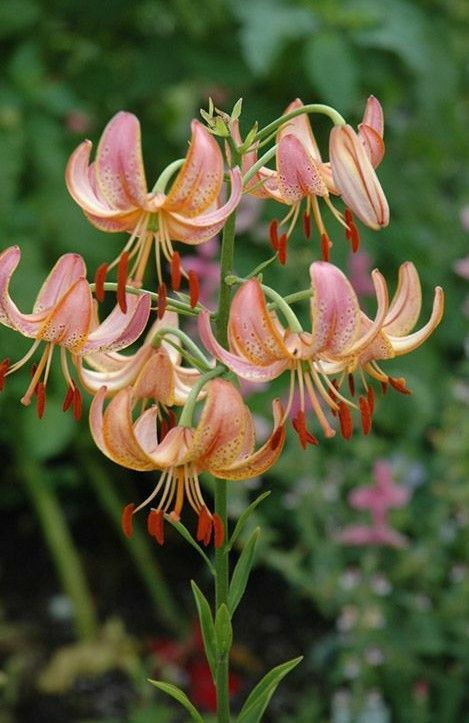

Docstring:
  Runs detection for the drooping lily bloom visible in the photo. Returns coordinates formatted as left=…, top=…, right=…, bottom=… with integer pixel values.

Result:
left=199, top=261, right=443, bottom=444
left=89, top=378, right=285, bottom=546
left=66, top=112, right=242, bottom=304
left=239, top=96, right=387, bottom=260
left=0, top=246, right=150, bottom=418
left=75, top=310, right=202, bottom=412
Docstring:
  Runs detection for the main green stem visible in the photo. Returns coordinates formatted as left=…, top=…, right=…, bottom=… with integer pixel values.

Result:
left=213, top=166, right=239, bottom=721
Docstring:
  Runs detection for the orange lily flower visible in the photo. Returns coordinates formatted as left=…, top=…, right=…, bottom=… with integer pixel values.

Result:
left=0, top=246, right=150, bottom=418
left=240, top=96, right=387, bottom=260
left=199, top=262, right=443, bottom=444
left=66, top=112, right=242, bottom=304
left=89, top=378, right=285, bottom=546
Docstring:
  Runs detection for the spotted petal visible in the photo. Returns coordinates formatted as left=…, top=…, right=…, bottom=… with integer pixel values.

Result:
left=277, top=134, right=328, bottom=203
left=80, top=292, right=151, bottom=354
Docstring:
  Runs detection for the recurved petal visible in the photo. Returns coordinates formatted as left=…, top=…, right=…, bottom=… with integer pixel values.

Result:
left=95, top=111, right=148, bottom=209
left=132, top=349, right=176, bottom=405
left=164, top=120, right=224, bottom=216
left=0, top=246, right=47, bottom=334
left=186, top=378, right=247, bottom=468
left=81, top=292, right=151, bottom=354
left=388, top=286, right=444, bottom=355
left=34, top=253, right=87, bottom=313
left=344, top=269, right=389, bottom=356
left=164, top=167, right=243, bottom=244
left=309, top=261, right=362, bottom=356
left=277, top=134, right=328, bottom=203
left=89, top=387, right=156, bottom=470
left=76, top=345, right=154, bottom=394
left=278, top=98, right=322, bottom=161
left=209, top=399, right=285, bottom=480
left=330, top=124, right=389, bottom=229
left=384, top=262, right=422, bottom=336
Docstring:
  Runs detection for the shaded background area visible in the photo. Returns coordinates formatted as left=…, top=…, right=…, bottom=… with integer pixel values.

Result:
left=0, top=0, right=468, bottom=721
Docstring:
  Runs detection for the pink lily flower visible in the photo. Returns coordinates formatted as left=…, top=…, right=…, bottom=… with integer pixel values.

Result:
left=66, top=112, right=242, bottom=304
left=0, top=246, right=150, bottom=418
left=199, top=261, right=443, bottom=444
left=89, top=378, right=285, bottom=546
left=240, top=96, right=387, bottom=260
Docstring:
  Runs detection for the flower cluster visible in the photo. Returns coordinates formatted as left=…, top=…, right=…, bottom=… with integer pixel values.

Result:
left=0, top=97, right=443, bottom=548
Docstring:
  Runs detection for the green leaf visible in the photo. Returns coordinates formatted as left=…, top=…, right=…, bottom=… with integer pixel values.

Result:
left=215, top=603, right=233, bottom=657
left=191, top=581, right=217, bottom=678
left=231, top=97, right=243, bottom=121
left=165, top=517, right=215, bottom=575
left=148, top=680, right=205, bottom=723
left=228, top=528, right=260, bottom=615
left=229, top=491, right=270, bottom=550
left=303, top=31, right=360, bottom=115
left=237, top=656, right=303, bottom=723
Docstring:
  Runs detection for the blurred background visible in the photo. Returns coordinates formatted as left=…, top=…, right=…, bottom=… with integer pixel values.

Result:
left=0, top=0, right=468, bottom=721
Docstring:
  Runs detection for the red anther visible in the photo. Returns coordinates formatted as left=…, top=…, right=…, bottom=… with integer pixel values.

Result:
left=367, top=385, right=375, bottom=416
left=157, top=282, right=167, bottom=320
left=388, top=376, right=412, bottom=395
left=213, top=514, right=224, bottom=549
left=338, top=401, right=353, bottom=440
left=121, top=502, right=135, bottom=538
left=203, top=520, right=213, bottom=547
left=30, top=363, right=38, bottom=378
left=359, top=395, right=372, bottom=435
left=62, top=385, right=74, bottom=412
left=94, top=263, right=108, bottom=302
left=344, top=209, right=360, bottom=252
left=170, top=252, right=182, bottom=291
left=278, top=233, right=287, bottom=265
left=167, top=409, right=177, bottom=429
left=348, top=373, right=355, bottom=397
left=147, top=509, right=165, bottom=545
left=269, top=219, right=279, bottom=250
left=188, top=270, right=200, bottom=308
left=344, top=208, right=353, bottom=233
left=160, top=419, right=169, bottom=440
left=380, top=381, right=388, bottom=395
left=73, top=387, right=82, bottom=421
left=36, top=382, right=46, bottom=419
left=196, top=506, right=212, bottom=544
left=320, top=233, right=330, bottom=262
left=303, top=212, right=311, bottom=239
left=270, top=425, right=284, bottom=450
left=0, top=358, right=10, bottom=391
left=117, top=251, right=129, bottom=313
left=292, top=410, right=318, bottom=449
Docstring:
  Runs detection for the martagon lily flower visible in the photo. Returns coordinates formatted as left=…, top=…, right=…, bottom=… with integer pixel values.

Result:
left=199, top=261, right=443, bottom=445
left=240, top=96, right=388, bottom=261
left=0, top=246, right=151, bottom=418
left=89, top=378, right=285, bottom=546
left=66, top=112, right=242, bottom=308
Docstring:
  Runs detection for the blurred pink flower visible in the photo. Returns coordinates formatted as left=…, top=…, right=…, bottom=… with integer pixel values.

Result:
left=453, top=256, right=469, bottom=281
left=347, top=250, right=375, bottom=297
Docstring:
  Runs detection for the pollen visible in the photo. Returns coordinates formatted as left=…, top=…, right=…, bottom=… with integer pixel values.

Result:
left=188, top=270, right=200, bottom=308
left=147, top=509, right=165, bottom=545
left=121, top=503, right=135, bottom=538
left=94, top=263, right=108, bottom=302
left=117, top=251, right=129, bottom=313
left=170, top=252, right=182, bottom=291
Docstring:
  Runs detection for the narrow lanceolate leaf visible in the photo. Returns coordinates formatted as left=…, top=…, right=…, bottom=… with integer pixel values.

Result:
left=228, top=528, right=260, bottom=615
left=229, top=491, right=271, bottom=550
left=166, top=516, right=215, bottom=576
left=236, top=656, right=303, bottom=723
left=191, top=581, right=217, bottom=678
left=215, top=603, right=233, bottom=657
left=148, top=680, right=205, bottom=723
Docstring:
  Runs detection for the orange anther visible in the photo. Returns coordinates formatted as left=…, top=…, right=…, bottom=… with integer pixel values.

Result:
left=338, top=401, right=353, bottom=440
left=157, top=282, right=167, bottom=320
left=388, top=376, right=412, bottom=395
left=367, top=386, right=375, bottom=416
left=292, top=410, right=318, bottom=449
left=0, top=358, right=10, bottom=391
left=170, top=252, right=182, bottom=291
left=62, top=385, right=74, bottom=412
left=303, top=212, right=311, bottom=239
left=269, top=219, right=279, bottom=250
left=213, top=514, right=224, bottom=549
left=344, top=209, right=360, bottom=252
left=73, top=386, right=82, bottom=422
left=147, top=509, right=165, bottom=545
left=36, top=382, right=46, bottom=419
left=278, top=233, right=287, bottom=265
left=117, top=251, right=129, bottom=313
left=94, top=263, right=108, bottom=302
left=121, top=503, right=135, bottom=538
left=188, top=270, right=200, bottom=308
left=380, top=381, right=388, bottom=395
left=196, top=506, right=212, bottom=545
left=321, top=233, right=330, bottom=262
left=359, top=395, right=372, bottom=435
left=348, top=373, right=355, bottom=397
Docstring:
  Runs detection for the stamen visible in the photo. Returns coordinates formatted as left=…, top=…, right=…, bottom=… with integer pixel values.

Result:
left=213, top=514, right=224, bottom=549
left=321, top=233, right=330, bottom=262
left=303, top=212, right=311, bottom=239
left=344, top=209, right=360, bottom=252
left=121, top=502, right=135, bottom=538
left=36, top=382, right=46, bottom=419
left=269, top=220, right=279, bottom=250
left=0, top=358, right=10, bottom=391
left=278, top=233, right=287, bottom=265
left=117, top=251, right=129, bottom=313
left=304, top=372, right=336, bottom=438
left=94, top=263, right=108, bottom=302
left=147, top=509, right=165, bottom=545
left=62, top=384, right=74, bottom=412
left=170, top=252, right=182, bottom=291
left=388, top=376, right=412, bottom=395
left=188, top=270, right=200, bottom=308
left=359, top=395, right=372, bottom=435
left=348, top=373, right=355, bottom=397
left=73, top=386, right=82, bottom=421
left=292, top=410, right=318, bottom=449
left=196, top=506, right=213, bottom=546
left=338, top=401, right=353, bottom=440
left=157, top=282, right=168, bottom=320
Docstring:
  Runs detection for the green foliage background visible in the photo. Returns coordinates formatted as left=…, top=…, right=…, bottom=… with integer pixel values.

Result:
left=0, top=1, right=468, bottom=721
